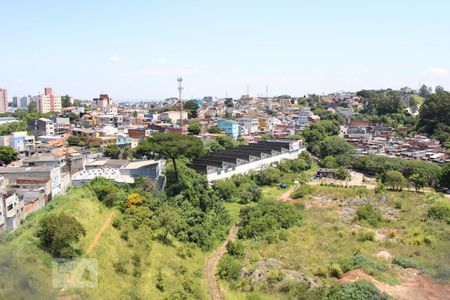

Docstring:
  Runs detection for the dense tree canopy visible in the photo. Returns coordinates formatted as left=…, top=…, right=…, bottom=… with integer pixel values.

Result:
left=417, top=91, right=450, bottom=146
left=183, top=100, right=199, bottom=118
left=37, top=212, right=86, bottom=258
left=134, top=133, right=203, bottom=179
left=0, top=146, right=18, bottom=165
left=104, top=144, right=121, bottom=159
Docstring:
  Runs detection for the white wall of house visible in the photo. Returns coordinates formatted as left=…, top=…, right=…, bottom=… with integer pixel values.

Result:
left=206, top=148, right=305, bottom=181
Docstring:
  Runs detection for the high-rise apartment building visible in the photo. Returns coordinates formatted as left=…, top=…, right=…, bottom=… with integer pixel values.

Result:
left=0, top=89, right=8, bottom=113
left=36, top=88, right=62, bottom=113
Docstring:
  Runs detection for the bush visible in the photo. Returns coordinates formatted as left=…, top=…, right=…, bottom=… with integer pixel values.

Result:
left=392, top=257, right=419, bottom=269
left=427, top=200, right=450, bottom=223
left=252, top=167, right=282, bottom=185
left=335, top=167, right=350, bottom=180
left=355, top=204, right=383, bottom=227
left=156, top=270, right=166, bottom=292
left=226, top=241, right=244, bottom=257
left=290, top=185, right=315, bottom=199
left=328, top=280, right=389, bottom=300
left=329, top=263, right=344, bottom=278
left=36, top=212, right=86, bottom=258
left=238, top=200, right=302, bottom=239
left=217, top=254, right=242, bottom=281
left=358, top=231, right=375, bottom=242
left=213, top=179, right=237, bottom=201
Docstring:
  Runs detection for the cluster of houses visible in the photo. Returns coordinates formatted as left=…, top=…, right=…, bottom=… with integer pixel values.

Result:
left=0, top=88, right=447, bottom=232
left=344, top=121, right=449, bottom=164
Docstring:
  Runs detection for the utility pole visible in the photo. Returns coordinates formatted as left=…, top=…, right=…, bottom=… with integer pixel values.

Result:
left=177, top=77, right=183, bottom=128
left=246, top=84, right=250, bottom=98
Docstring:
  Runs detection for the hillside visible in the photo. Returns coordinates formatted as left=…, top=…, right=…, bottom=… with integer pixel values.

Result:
left=219, top=185, right=450, bottom=300
left=0, top=187, right=210, bottom=300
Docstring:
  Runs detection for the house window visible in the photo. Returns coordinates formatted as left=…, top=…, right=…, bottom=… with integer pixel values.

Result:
left=7, top=204, right=13, bottom=211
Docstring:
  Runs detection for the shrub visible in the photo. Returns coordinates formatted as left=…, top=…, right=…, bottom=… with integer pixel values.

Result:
left=217, top=254, right=242, bottom=281
left=392, top=257, right=419, bottom=269
left=112, top=218, right=121, bottom=229
left=252, top=167, right=282, bottom=185
left=156, top=270, right=166, bottom=292
left=36, top=212, right=86, bottom=258
left=226, top=240, right=244, bottom=257
left=238, top=200, right=302, bottom=239
left=213, top=179, right=237, bottom=201
left=328, top=280, right=389, bottom=300
left=335, top=167, right=350, bottom=180
left=358, top=231, right=375, bottom=242
left=290, top=185, right=315, bottom=199
left=329, top=263, right=344, bottom=278
left=427, top=200, right=450, bottom=223
left=267, top=270, right=284, bottom=285
left=355, top=204, right=383, bottom=227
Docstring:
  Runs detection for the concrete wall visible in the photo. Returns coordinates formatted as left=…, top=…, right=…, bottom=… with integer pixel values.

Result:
left=206, top=148, right=305, bottom=181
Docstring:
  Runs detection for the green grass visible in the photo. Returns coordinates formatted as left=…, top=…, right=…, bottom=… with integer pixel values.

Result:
left=411, top=94, right=425, bottom=105
left=222, top=186, right=450, bottom=298
left=0, top=187, right=212, bottom=300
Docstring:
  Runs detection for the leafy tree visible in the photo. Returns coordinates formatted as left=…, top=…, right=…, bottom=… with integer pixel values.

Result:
left=410, top=173, right=427, bottom=192
left=187, top=122, right=201, bottom=135
left=183, top=100, right=199, bottom=118
left=104, top=144, right=121, bottom=159
left=381, top=170, right=407, bottom=191
left=419, top=84, right=430, bottom=98
left=335, top=167, right=350, bottom=180
left=67, top=136, right=83, bottom=146
left=238, top=200, right=302, bottom=239
left=0, top=146, right=18, bottom=165
left=252, top=167, right=282, bottom=185
left=440, top=162, right=450, bottom=189
left=204, top=141, right=225, bottom=154
left=208, top=125, right=222, bottom=133
left=0, top=121, right=26, bottom=135
left=319, top=136, right=354, bottom=159
left=352, top=155, right=440, bottom=186
left=36, top=212, right=86, bottom=258
left=134, top=133, right=203, bottom=180
left=27, top=101, right=37, bottom=113
left=328, top=280, right=389, bottom=300
left=121, top=146, right=132, bottom=159
left=417, top=91, right=450, bottom=135
left=213, top=179, right=237, bottom=201
left=126, top=193, right=144, bottom=208
left=157, top=205, right=185, bottom=242
left=215, top=135, right=237, bottom=149
left=61, top=95, right=72, bottom=108
left=320, top=156, right=337, bottom=168
left=435, top=85, right=445, bottom=93
left=224, top=98, right=234, bottom=108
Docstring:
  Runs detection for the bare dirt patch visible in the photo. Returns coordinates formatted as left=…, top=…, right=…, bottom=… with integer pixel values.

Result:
left=340, top=268, right=450, bottom=300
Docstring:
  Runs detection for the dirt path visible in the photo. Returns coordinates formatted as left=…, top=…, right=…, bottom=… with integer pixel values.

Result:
left=85, top=211, right=114, bottom=254
left=59, top=211, right=114, bottom=296
left=278, top=187, right=295, bottom=202
left=205, top=224, right=239, bottom=300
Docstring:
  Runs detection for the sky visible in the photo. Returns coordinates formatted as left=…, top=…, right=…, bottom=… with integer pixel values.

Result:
left=1, top=0, right=449, bottom=100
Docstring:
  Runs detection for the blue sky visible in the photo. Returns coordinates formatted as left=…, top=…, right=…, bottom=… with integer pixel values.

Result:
left=1, top=0, right=449, bottom=100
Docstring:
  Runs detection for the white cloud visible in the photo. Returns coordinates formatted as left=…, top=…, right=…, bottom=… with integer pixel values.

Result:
left=424, top=67, right=448, bottom=76
left=16, top=78, right=23, bottom=83
left=109, top=54, right=120, bottom=62
left=157, top=58, right=167, bottom=64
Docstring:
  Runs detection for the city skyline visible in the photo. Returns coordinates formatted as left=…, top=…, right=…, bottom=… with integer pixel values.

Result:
left=1, top=0, right=449, bottom=99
